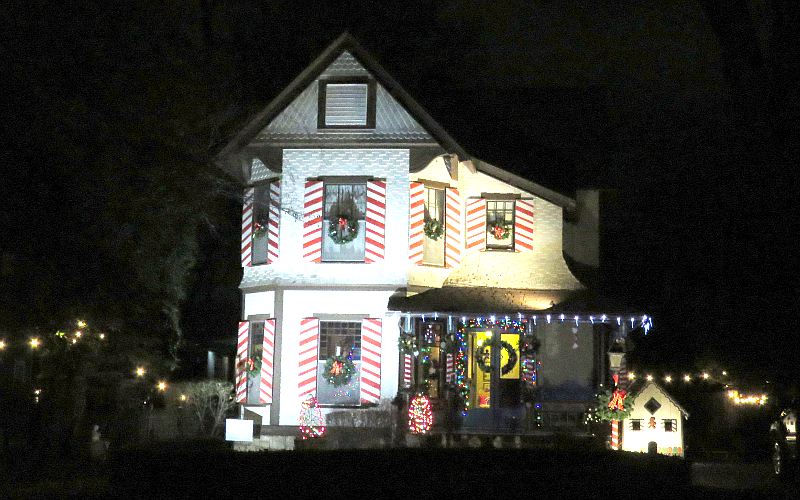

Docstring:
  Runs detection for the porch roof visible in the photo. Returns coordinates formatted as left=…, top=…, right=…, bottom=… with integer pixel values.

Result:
left=388, top=286, right=646, bottom=317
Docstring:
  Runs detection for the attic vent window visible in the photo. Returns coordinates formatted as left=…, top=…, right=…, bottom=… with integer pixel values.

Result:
left=318, top=78, right=376, bottom=129
left=644, top=397, right=662, bottom=415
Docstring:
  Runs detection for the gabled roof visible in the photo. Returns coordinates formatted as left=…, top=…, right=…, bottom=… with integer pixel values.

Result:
left=214, top=33, right=575, bottom=210
left=628, top=380, right=690, bottom=419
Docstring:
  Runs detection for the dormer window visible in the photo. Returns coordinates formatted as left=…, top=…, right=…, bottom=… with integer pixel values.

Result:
left=318, top=78, right=376, bottom=129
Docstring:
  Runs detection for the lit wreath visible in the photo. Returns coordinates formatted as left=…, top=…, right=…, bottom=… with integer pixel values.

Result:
left=488, top=223, right=513, bottom=240
left=423, top=218, right=444, bottom=240
left=324, top=355, right=357, bottom=387
left=475, top=340, right=518, bottom=375
left=328, top=215, right=359, bottom=244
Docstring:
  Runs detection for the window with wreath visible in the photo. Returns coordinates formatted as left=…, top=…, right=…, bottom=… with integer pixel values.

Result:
left=422, top=187, right=445, bottom=266
left=251, top=184, right=272, bottom=265
left=322, top=182, right=367, bottom=262
left=245, top=321, right=265, bottom=404
left=486, top=200, right=515, bottom=250
left=316, top=321, right=362, bottom=405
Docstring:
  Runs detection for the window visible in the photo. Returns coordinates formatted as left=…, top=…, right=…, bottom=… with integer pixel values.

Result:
left=663, top=419, right=677, bottom=432
left=246, top=321, right=265, bottom=404
left=251, top=184, right=271, bottom=265
left=318, top=79, right=376, bottom=128
left=486, top=200, right=515, bottom=250
left=322, top=182, right=367, bottom=262
left=630, top=419, right=642, bottom=431
left=316, top=321, right=362, bottom=405
left=422, top=187, right=445, bottom=266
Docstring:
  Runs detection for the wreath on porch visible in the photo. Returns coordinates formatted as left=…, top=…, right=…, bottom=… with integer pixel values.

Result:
left=327, top=214, right=359, bottom=244
left=324, top=355, right=357, bottom=387
left=488, top=222, right=513, bottom=240
left=475, top=340, right=518, bottom=376
left=423, top=218, right=444, bottom=240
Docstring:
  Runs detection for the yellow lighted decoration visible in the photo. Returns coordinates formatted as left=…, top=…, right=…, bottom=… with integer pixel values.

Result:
left=702, top=372, right=710, bottom=380
left=727, top=389, right=767, bottom=406
left=135, top=366, right=146, bottom=378
left=500, top=333, right=520, bottom=379
left=664, top=375, right=673, bottom=383
left=0, top=340, right=6, bottom=350
left=646, top=374, right=654, bottom=382
left=156, top=381, right=167, bottom=392
left=75, top=330, right=82, bottom=338
left=180, top=394, right=187, bottom=402
left=77, top=320, right=87, bottom=328
left=29, top=338, right=41, bottom=349
left=628, top=371, right=636, bottom=381
left=99, top=333, right=105, bottom=340
left=683, top=374, right=691, bottom=383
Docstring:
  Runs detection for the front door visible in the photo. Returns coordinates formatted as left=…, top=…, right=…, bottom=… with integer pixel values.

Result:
left=463, top=329, right=522, bottom=431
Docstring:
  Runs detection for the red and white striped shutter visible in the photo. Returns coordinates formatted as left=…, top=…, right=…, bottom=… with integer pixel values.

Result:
left=235, top=321, right=250, bottom=403
left=360, top=318, right=382, bottom=404
left=298, top=318, right=319, bottom=399
left=465, top=198, right=486, bottom=254
left=302, top=181, right=324, bottom=263
left=258, top=319, right=276, bottom=404
left=241, top=188, right=255, bottom=267
left=514, top=199, right=534, bottom=252
left=266, top=182, right=281, bottom=264
left=402, top=354, right=413, bottom=388
left=408, top=182, right=424, bottom=265
left=365, top=180, right=386, bottom=263
left=445, top=188, right=462, bottom=268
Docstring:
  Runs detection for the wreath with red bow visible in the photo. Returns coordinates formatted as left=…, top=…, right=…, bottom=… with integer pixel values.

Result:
left=324, top=355, right=357, bottom=386
left=328, top=214, right=359, bottom=244
left=489, top=223, right=513, bottom=240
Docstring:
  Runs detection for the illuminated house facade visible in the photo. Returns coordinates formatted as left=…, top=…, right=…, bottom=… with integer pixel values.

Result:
left=215, top=34, right=650, bottom=437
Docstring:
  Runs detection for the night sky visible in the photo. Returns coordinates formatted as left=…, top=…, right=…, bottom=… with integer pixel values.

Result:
left=2, top=2, right=798, bottom=386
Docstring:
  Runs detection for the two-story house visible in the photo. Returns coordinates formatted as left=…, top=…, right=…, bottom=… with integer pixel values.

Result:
left=215, top=34, right=650, bottom=439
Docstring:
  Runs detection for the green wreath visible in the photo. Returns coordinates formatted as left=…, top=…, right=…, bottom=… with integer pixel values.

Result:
left=593, top=389, right=633, bottom=421
left=423, top=218, right=444, bottom=240
left=324, top=355, right=357, bottom=386
left=239, top=344, right=263, bottom=377
left=488, top=222, right=513, bottom=240
left=475, top=340, right=518, bottom=375
left=328, top=215, right=359, bottom=244
left=253, top=221, right=268, bottom=239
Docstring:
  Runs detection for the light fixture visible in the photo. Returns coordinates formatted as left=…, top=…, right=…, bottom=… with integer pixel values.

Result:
left=77, top=320, right=87, bottom=328
left=156, top=381, right=167, bottom=392
left=29, top=338, right=41, bottom=349
left=628, top=372, right=636, bottom=381
left=664, top=375, right=673, bottom=383
left=702, top=372, right=709, bottom=380
left=683, top=374, right=691, bottom=383
left=0, top=340, right=6, bottom=350
left=646, top=374, right=654, bottom=382
left=135, top=367, right=146, bottom=378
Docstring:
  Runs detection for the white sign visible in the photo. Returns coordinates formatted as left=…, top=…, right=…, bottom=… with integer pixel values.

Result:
left=225, top=418, right=254, bottom=442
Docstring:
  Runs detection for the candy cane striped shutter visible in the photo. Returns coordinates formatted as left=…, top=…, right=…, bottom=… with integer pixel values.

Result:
left=611, top=419, right=620, bottom=450
left=241, top=188, right=255, bottom=267
left=444, top=188, right=462, bottom=268
left=365, top=180, right=386, bottom=263
left=266, top=182, right=281, bottom=264
left=465, top=198, right=486, bottom=254
left=514, top=199, right=534, bottom=252
left=403, top=354, right=413, bottom=388
left=302, top=181, right=324, bottom=263
left=408, top=182, right=424, bottom=264
left=259, top=319, right=276, bottom=404
left=235, top=321, right=250, bottom=403
left=360, top=318, right=382, bottom=404
left=298, top=318, right=319, bottom=399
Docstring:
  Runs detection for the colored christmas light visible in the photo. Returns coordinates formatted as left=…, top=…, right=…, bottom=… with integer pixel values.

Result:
left=408, top=394, right=433, bottom=434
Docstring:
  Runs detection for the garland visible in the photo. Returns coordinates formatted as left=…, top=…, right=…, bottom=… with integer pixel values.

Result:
left=398, top=333, right=417, bottom=355
left=327, top=215, right=359, bottom=244
left=423, top=218, right=444, bottom=240
left=488, top=222, right=513, bottom=240
left=323, top=355, right=356, bottom=386
left=475, top=340, right=518, bottom=375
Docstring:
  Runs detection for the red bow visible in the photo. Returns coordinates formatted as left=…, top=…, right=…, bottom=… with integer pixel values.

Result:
left=608, top=389, right=627, bottom=411
left=330, top=361, right=343, bottom=375
left=492, top=225, right=505, bottom=239
left=338, top=217, right=347, bottom=229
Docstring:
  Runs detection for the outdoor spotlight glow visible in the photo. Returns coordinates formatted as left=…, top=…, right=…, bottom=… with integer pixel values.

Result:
left=179, top=394, right=187, bottom=402
left=722, top=370, right=727, bottom=376
left=156, top=381, right=167, bottom=392
left=135, top=366, right=146, bottom=378
left=684, top=374, right=691, bottom=382
left=664, top=375, right=673, bottom=383
left=702, top=372, right=709, bottom=380
left=33, top=389, right=41, bottom=395
left=99, top=333, right=105, bottom=340
left=646, top=374, right=654, bottom=381
left=29, top=338, right=41, bottom=349
left=0, top=340, right=6, bottom=350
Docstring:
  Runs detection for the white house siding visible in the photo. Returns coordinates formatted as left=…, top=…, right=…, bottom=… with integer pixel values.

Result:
left=243, top=291, right=275, bottom=319
left=277, top=289, right=400, bottom=425
left=622, top=383, right=685, bottom=456
left=408, top=156, right=584, bottom=291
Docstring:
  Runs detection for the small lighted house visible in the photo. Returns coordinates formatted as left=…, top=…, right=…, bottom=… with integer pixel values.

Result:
left=622, top=380, right=689, bottom=457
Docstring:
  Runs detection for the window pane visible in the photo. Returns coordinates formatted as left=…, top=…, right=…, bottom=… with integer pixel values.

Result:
left=252, top=185, right=270, bottom=265
left=317, top=321, right=362, bottom=405
left=422, top=187, right=445, bottom=266
left=325, top=84, right=368, bottom=126
left=322, top=183, right=366, bottom=262
left=246, top=322, right=265, bottom=404
left=486, top=200, right=515, bottom=249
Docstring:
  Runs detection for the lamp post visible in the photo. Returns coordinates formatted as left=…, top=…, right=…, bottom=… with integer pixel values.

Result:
left=607, top=344, right=626, bottom=450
